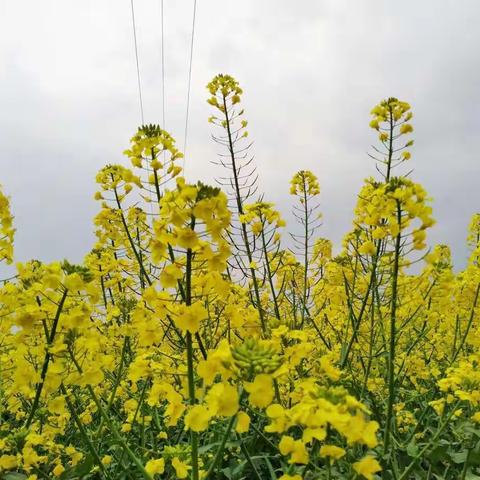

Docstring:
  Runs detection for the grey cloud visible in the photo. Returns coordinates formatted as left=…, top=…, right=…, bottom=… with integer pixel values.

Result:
left=0, top=0, right=479, bottom=277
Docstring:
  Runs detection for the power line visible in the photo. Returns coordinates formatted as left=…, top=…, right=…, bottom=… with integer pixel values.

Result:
left=129, top=0, right=154, bottom=215
left=130, top=0, right=145, bottom=125
left=182, top=0, right=197, bottom=172
left=161, top=0, right=166, bottom=131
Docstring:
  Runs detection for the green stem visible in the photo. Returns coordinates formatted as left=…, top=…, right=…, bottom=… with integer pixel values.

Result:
left=185, top=246, right=199, bottom=480
left=384, top=202, right=402, bottom=454
left=204, top=414, right=237, bottom=479
left=238, top=434, right=262, bottom=480
left=96, top=336, right=129, bottom=438
left=460, top=444, right=473, bottom=480
left=261, top=226, right=280, bottom=321
left=451, top=282, right=480, bottom=364
left=340, top=245, right=378, bottom=369
left=66, top=342, right=150, bottom=479
left=398, top=403, right=459, bottom=480
left=301, top=181, right=309, bottom=329
left=112, top=182, right=151, bottom=286
left=386, top=106, right=394, bottom=181
left=87, top=385, right=152, bottom=480
left=221, top=94, right=266, bottom=335
left=25, top=288, right=68, bottom=428
left=60, top=384, right=109, bottom=478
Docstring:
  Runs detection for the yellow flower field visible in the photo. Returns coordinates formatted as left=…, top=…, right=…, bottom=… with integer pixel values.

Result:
left=1, top=74, right=479, bottom=479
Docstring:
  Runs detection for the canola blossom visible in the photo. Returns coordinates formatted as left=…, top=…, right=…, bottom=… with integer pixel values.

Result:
left=0, top=78, right=479, bottom=480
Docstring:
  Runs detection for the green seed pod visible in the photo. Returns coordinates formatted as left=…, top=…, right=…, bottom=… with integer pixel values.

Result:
left=232, top=337, right=282, bottom=380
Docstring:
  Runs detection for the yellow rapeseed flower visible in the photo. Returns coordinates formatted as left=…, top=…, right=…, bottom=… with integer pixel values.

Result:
left=353, top=456, right=382, bottom=479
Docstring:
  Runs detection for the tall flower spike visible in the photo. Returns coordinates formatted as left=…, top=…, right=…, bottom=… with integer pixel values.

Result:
left=0, top=185, right=15, bottom=264
left=369, top=98, right=414, bottom=181
left=123, top=125, right=184, bottom=202
left=467, top=213, right=480, bottom=265
left=206, top=74, right=256, bottom=214
left=207, top=74, right=267, bottom=333
left=289, top=170, right=322, bottom=328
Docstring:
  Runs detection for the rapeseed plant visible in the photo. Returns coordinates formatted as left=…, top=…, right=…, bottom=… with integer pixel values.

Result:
left=0, top=76, right=479, bottom=480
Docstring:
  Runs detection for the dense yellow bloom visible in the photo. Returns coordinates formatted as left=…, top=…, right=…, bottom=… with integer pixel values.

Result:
left=0, top=455, right=18, bottom=470
left=145, top=458, right=165, bottom=476
left=205, top=382, right=239, bottom=416
left=278, top=435, right=309, bottom=464
left=0, top=87, right=477, bottom=480
left=0, top=185, right=14, bottom=264
left=123, top=124, right=183, bottom=172
left=52, top=464, right=65, bottom=476
left=353, top=456, right=382, bottom=479
left=400, top=123, right=413, bottom=134
left=175, top=302, right=208, bottom=334
left=235, top=411, right=250, bottom=433
left=172, top=457, right=190, bottom=478
left=176, top=227, right=199, bottom=249
left=290, top=170, right=320, bottom=197
left=265, top=403, right=289, bottom=433
left=358, top=240, right=376, bottom=256
left=319, top=444, right=346, bottom=460
left=184, top=405, right=212, bottom=432
left=240, top=202, right=285, bottom=234
left=244, top=374, right=274, bottom=408
left=160, top=263, right=183, bottom=288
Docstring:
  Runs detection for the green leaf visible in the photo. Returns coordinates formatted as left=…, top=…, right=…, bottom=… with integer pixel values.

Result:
left=221, top=460, right=247, bottom=480
left=71, top=453, right=95, bottom=477
left=427, top=441, right=449, bottom=463
left=450, top=450, right=468, bottom=463
left=406, top=441, right=419, bottom=457
left=468, top=442, right=480, bottom=467
left=263, top=458, right=277, bottom=480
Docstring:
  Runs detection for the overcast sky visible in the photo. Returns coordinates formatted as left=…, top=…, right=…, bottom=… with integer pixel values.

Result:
left=1, top=0, right=479, bottom=275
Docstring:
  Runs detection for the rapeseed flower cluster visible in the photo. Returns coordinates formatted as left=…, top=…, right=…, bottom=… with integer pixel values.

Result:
left=0, top=76, right=479, bottom=480
left=0, top=185, right=14, bottom=264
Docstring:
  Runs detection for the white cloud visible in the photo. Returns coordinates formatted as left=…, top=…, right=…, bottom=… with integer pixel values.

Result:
left=0, top=0, right=479, bottom=274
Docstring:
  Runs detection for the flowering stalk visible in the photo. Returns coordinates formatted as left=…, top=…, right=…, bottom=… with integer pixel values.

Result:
left=25, top=287, right=68, bottom=428
left=450, top=282, right=480, bottom=364
left=204, top=410, right=237, bottom=479
left=88, top=385, right=153, bottom=480
left=185, top=243, right=200, bottom=480
left=65, top=342, right=152, bottom=479
left=398, top=401, right=460, bottom=480
left=223, top=93, right=266, bottom=333
left=260, top=221, right=281, bottom=321
left=301, top=182, right=309, bottom=327
left=383, top=201, right=402, bottom=454
left=290, top=170, right=322, bottom=329
left=60, top=383, right=109, bottom=478
left=207, top=75, right=266, bottom=334
left=112, top=181, right=151, bottom=286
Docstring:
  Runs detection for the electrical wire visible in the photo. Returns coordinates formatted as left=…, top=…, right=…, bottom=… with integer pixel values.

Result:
left=161, top=0, right=166, bottom=131
left=182, top=0, right=197, bottom=172
left=130, top=0, right=145, bottom=125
